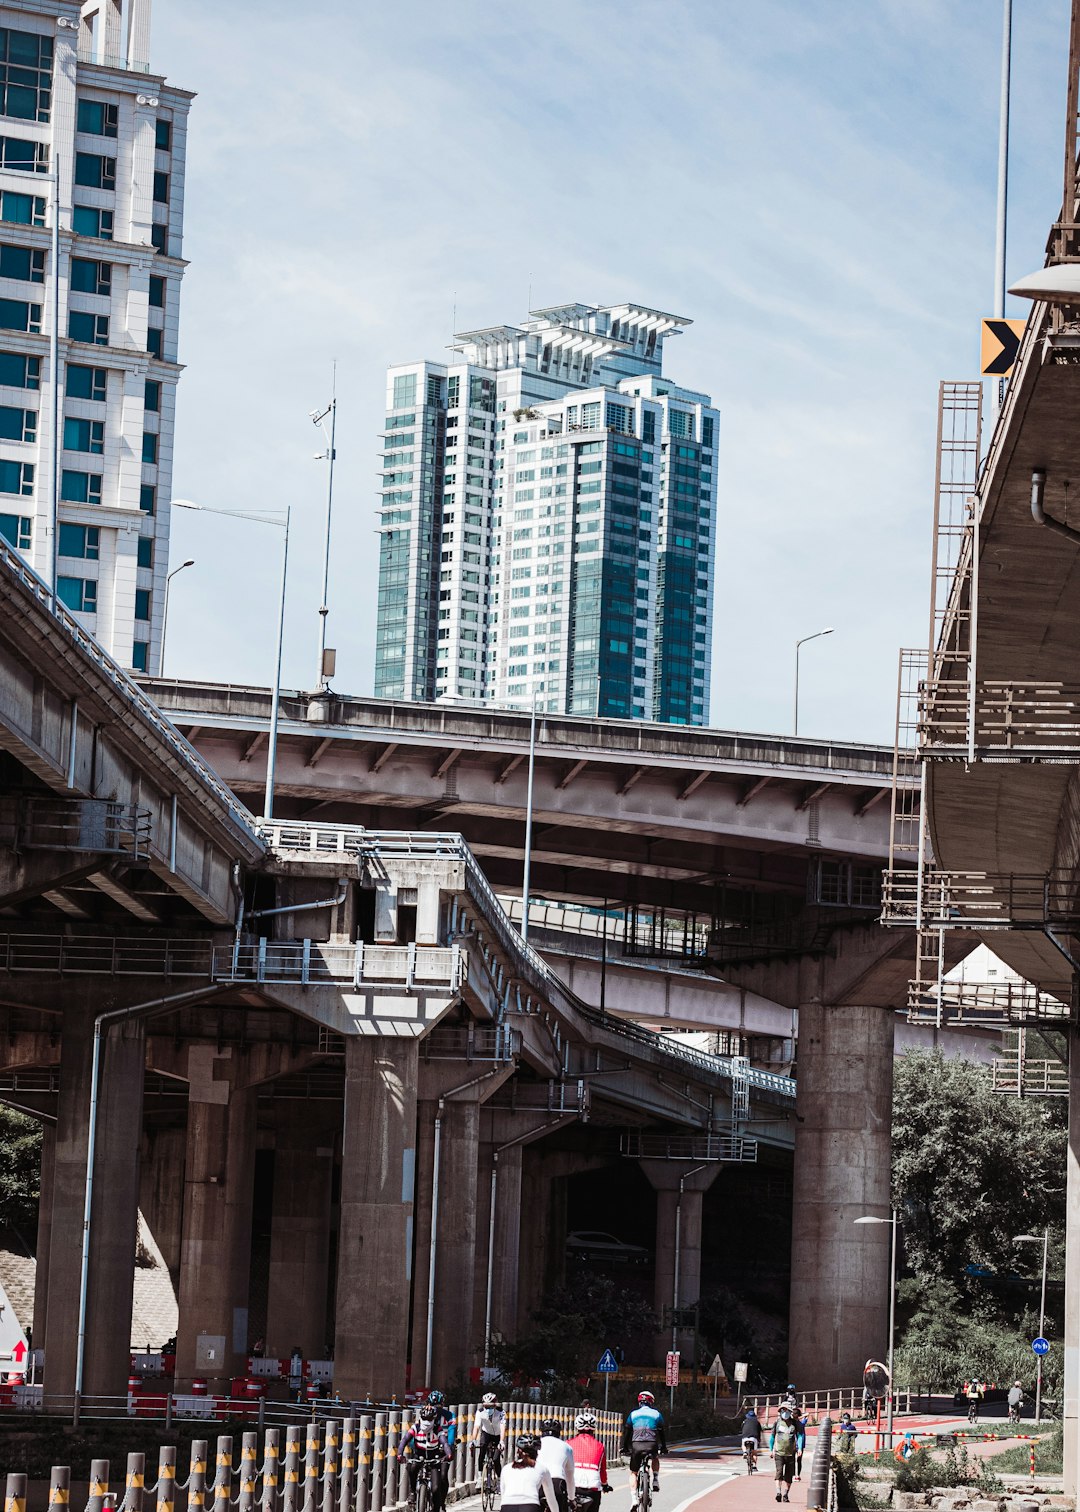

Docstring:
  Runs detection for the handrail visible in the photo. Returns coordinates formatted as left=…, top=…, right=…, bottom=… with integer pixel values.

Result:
left=0, top=540, right=263, bottom=848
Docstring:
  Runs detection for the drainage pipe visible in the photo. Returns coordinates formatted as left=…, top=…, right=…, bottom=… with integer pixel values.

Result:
left=1031, top=469, right=1080, bottom=542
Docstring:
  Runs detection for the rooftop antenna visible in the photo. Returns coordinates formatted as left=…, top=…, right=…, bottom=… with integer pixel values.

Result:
left=311, top=362, right=338, bottom=691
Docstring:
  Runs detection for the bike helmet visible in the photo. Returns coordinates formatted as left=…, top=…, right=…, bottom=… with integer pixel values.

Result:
left=482, top=1393, right=499, bottom=1406
left=541, top=1417, right=561, bottom=1436
left=429, top=1389, right=446, bottom=1405
left=786, top=1384, right=796, bottom=1392
left=638, top=1391, right=655, bottom=1406
left=419, top=1405, right=437, bottom=1422
left=516, top=1434, right=541, bottom=1458
left=575, top=1412, right=597, bottom=1433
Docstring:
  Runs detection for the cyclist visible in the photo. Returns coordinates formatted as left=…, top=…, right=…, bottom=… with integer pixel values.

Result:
left=474, top=1394, right=505, bottom=1475
left=397, top=1404, right=451, bottom=1512
left=837, top=1412, right=858, bottom=1454
left=428, top=1388, right=456, bottom=1446
left=781, top=1384, right=799, bottom=1413
left=1008, top=1381, right=1023, bottom=1423
left=623, top=1390, right=666, bottom=1506
left=500, top=1433, right=559, bottom=1512
left=740, top=1406, right=761, bottom=1472
left=965, top=1379, right=983, bottom=1423
left=538, top=1417, right=575, bottom=1512
left=770, top=1404, right=797, bottom=1504
left=567, top=1412, right=612, bottom=1512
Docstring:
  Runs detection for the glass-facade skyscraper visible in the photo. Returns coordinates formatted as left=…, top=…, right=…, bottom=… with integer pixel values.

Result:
left=374, top=303, right=717, bottom=725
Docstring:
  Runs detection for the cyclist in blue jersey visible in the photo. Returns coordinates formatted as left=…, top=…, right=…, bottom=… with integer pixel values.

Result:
left=622, top=1391, right=666, bottom=1506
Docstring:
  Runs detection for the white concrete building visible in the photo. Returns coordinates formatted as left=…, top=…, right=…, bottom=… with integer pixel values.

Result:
left=374, top=303, right=718, bottom=725
left=0, top=0, right=189, bottom=674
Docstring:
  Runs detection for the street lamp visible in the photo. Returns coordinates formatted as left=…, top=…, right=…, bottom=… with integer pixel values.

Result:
left=160, top=559, right=194, bottom=676
left=171, top=499, right=291, bottom=820
left=310, top=374, right=337, bottom=690
left=855, top=1210, right=899, bottom=1448
left=1014, top=1229, right=1049, bottom=1420
left=793, top=627, right=834, bottom=737
left=521, top=694, right=539, bottom=945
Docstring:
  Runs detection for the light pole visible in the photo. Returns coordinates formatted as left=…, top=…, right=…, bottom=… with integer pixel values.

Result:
left=171, top=500, right=291, bottom=820
left=855, top=1210, right=899, bottom=1448
left=160, top=559, right=194, bottom=676
left=1014, top=1229, right=1050, bottom=1420
left=793, top=627, right=834, bottom=736
left=311, top=373, right=337, bottom=689
left=521, top=695, right=538, bottom=945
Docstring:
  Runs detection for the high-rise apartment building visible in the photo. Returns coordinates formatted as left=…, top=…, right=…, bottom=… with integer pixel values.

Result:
left=374, top=303, right=717, bottom=725
left=0, top=0, right=188, bottom=674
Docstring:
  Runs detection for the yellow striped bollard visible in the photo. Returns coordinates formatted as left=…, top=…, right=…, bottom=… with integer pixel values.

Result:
left=282, top=1426, right=302, bottom=1512
left=155, top=1448, right=175, bottom=1512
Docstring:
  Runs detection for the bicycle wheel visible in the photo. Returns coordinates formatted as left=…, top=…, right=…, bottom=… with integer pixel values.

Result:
left=416, top=1478, right=429, bottom=1512
left=481, top=1464, right=496, bottom=1512
left=638, top=1465, right=651, bottom=1512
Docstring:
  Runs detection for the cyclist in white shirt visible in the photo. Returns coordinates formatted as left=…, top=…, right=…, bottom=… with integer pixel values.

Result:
left=473, top=1394, right=505, bottom=1474
left=501, top=1434, right=559, bottom=1512
left=538, top=1418, right=575, bottom=1512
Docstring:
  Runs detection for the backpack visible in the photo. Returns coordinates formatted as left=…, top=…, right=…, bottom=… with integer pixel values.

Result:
left=773, top=1422, right=797, bottom=1455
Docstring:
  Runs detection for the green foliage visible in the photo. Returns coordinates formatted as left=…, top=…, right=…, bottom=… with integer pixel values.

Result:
left=988, top=1424, right=1063, bottom=1476
left=894, top=1277, right=1062, bottom=1397
left=0, top=1107, right=41, bottom=1231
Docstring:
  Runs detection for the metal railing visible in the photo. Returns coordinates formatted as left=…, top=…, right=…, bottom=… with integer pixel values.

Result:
left=0, top=934, right=213, bottom=976
left=882, top=867, right=1080, bottom=929
left=920, top=679, right=1080, bottom=757
left=749, top=1387, right=914, bottom=1425
left=906, top=978, right=1075, bottom=1026
left=213, top=941, right=462, bottom=992
left=1, top=797, right=152, bottom=858
left=260, top=823, right=464, bottom=860
left=620, top=1131, right=759, bottom=1163
left=0, top=540, right=262, bottom=849
left=992, top=1059, right=1069, bottom=1096
left=488, top=1077, right=591, bottom=1116
left=421, top=1024, right=519, bottom=1061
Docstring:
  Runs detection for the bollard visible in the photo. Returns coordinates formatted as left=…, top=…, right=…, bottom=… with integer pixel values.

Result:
left=302, top=1423, right=321, bottom=1512
left=187, top=1443, right=208, bottom=1512
left=385, top=1412, right=402, bottom=1511
left=322, top=1420, right=340, bottom=1512
left=214, top=1438, right=233, bottom=1512
left=355, top=1415, right=373, bottom=1512
left=339, top=1419, right=356, bottom=1512
left=156, top=1449, right=176, bottom=1512
left=88, top=1462, right=110, bottom=1512
left=238, top=1434, right=258, bottom=1512
left=48, top=1467, right=70, bottom=1512
left=262, top=1429, right=281, bottom=1512
left=127, top=1454, right=146, bottom=1512
left=5, top=1475, right=27, bottom=1512
left=283, top=1427, right=302, bottom=1512
left=370, top=1413, right=387, bottom=1512
left=806, top=1417, right=832, bottom=1512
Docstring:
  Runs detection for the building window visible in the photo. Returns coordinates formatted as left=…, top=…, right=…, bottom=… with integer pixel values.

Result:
left=61, top=469, right=102, bottom=505
left=144, top=379, right=161, bottom=412
left=73, top=205, right=113, bottom=241
left=140, top=484, right=155, bottom=514
left=58, top=523, right=99, bottom=560
left=0, top=405, right=35, bottom=442
left=131, top=640, right=149, bottom=672
left=134, top=588, right=151, bottom=621
left=137, top=535, right=153, bottom=568
left=0, top=458, right=32, bottom=495
left=148, top=275, right=165, bottom=308
left=152, top=170, right=169, bottom=204
left=141, top=432, right=158, bottom=464
left=70, top=257, right=111, bottom=295
left=0, top=511, right=29, bottom=548
left=392, top=373, right=416, bottom=409
left=67, top=365, right=107, bottom=403
left=0, top=297, right=39, bottom=334
left=0, top=135, right=47, bottom=173
left=74, top=153, right=116, bottom=191
left=702, top=415, right=715, bottom=449
left=146, top=327, right=163, bottom=358
left=68, top=311, right=109, bottom=346
left=64, top=417, right=105, bottom=454
left=0, top=243, right=43, bottom=282
left=0, top=29, right=52, bottom=123
left=0, top=190, right=44, bottom=228
left=0, top=351, right=38, bottom=389
left=77, top=99, right=118, bottom=138
left=56, top=575, right=97, bottom=613
left=155, top=118, right=172, bottom=152
left=150, top=223, right=166, bottom=254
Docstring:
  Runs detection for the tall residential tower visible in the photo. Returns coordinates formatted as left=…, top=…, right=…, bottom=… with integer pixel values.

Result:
left=374, top=303, right=717, bottom=725
left=0, top=0, right=189, bottom=674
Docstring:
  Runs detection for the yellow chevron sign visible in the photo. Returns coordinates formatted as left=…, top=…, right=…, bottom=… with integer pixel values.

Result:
left=981, top=318, right=1026, bottom=377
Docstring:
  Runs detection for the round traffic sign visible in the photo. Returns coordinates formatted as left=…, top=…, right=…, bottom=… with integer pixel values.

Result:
left=1032, top=1336, right=1050, bottom=1356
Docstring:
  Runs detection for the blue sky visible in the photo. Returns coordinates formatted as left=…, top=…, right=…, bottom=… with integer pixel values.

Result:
left=153, top=0, right=1068, bottom=743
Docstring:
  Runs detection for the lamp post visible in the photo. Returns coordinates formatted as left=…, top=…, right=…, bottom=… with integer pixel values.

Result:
left=855, top=1210, right=899, bottom=1448
left=1014, top=1229, right=1050, bottom=1420
left=311, top=375, right=337, bottom=690
left=521, top=695, right=538, bottom=945
left=159, top=558, right=194, bottom=676
left=794, top=627, right=834, bottom=736
left=171, top=500, right=291, bottom=820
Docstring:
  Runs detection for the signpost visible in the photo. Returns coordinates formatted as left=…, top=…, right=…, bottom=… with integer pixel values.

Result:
left=596, top=1348, right=619, bottom=1411
left=665, top=1350, right=680, bottom=1410
left=0, top=1280, right=29, bottom=1385
left=706, top=1354, right=724, bottom=1410
left=734, top=1360, right=748, bottom=1411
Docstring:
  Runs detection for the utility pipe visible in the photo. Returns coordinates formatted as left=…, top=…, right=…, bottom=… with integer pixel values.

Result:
left=247, top=883, right=348, bottom=920
left=1031, top=469, right=1080, bottom=542
left=66, top=701, right=78, bottom=789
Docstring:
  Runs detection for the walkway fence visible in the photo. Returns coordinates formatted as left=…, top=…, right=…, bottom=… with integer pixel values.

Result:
left=747, top=1389, right=914, bottom=1424
left=0, top=1405, right=623, bottom=1512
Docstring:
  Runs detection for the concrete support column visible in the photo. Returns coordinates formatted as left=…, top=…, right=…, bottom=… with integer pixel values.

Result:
left=43, top=1012, right=146, bottom=1399
left=265, top=1110, right=334, bottom=1360
left=517, top=1153, right=567, bottom=1331
left=411, top=1096, right=482, bottom=1385
left=788, top=1001, right=893, bottom=1386
left=334, top=1036, right=418, bottom=1401
left=1063, top=1029, right=1080, bottom=1495
left=139, top=1124, right=185, bottom=1285
left=490, top=1143, right=523, bottom=1345
left=640, top=1163, right=721, bottom=1365
left=175, top=1085, right=257, bottom=1390
left=31, top=1122, right=55, bottom=1348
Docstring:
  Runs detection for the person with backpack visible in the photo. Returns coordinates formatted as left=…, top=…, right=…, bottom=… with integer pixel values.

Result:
left=770, top=1405, right=797, bottom=1503
left=837, top=1413, right=858, bottom=1454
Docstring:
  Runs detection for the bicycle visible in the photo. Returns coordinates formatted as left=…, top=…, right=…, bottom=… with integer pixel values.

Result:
left=742, top=1441, right=758, bottom=1474
left=411, top=1454, right=446, bottom=1512
left=480, top=1445, right=501, bottom=1512
left=967, top=1400, right=979, bottom=1425
left=636, top=1456, right=655, bottom=1512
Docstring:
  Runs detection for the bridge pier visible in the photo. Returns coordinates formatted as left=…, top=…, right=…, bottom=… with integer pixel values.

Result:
left=140, top=1123, right=185, bottom=1287
left=265, top=1108, right=335, bottom=1361
left=335, top=1036, right=418, bottom=1400
left=411, top=1095, right=482, bottom=1385
left=788, top=1001, right=893, bottom=1387
left=641, top=1162, right=722, bottom=1364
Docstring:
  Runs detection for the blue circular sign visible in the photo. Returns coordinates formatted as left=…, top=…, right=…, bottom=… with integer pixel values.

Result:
left=1032, top=1337, right=1050, bottom=1356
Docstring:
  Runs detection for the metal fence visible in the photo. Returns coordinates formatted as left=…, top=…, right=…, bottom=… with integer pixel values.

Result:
left=0, top=1405, right=623, bottom=1512
left=748, top=1388, right=913, bottom=1425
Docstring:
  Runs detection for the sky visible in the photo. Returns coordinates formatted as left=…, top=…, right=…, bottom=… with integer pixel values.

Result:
left=152, top=0, right=1070, bottom=745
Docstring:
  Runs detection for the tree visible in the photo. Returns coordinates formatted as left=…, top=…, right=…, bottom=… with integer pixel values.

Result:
left=0, top=1106, right=41, bottom=1232
left=892, top=1049, right=1065, bottom=1284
